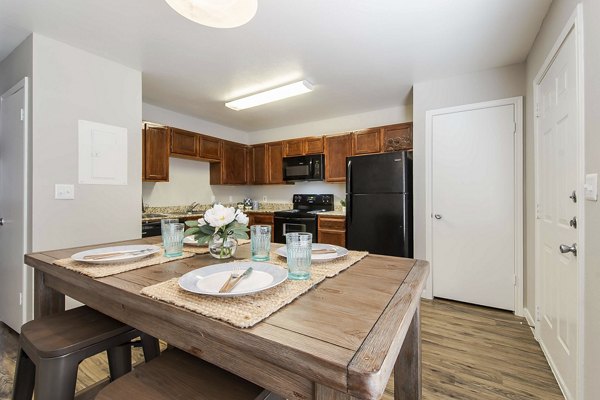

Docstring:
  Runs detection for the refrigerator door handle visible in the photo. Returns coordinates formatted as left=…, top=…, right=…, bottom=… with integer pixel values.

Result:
left=347, top=159, right=352, bottom=194
left=347, top=195, right=351, bottom=225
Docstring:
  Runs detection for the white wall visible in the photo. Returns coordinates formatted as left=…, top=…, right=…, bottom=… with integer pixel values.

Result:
left=248, top=105, right=412, bottom=144
left=31, top=34, right=143, bottom=251
left=412, top=63, right=526, bottom=296
left=142, top=103, right=251, bottom=206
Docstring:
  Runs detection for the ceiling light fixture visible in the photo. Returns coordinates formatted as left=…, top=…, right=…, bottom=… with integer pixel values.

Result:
left=225, top=81, right=314, bottom=111
left=164, top=0, right=257, bottom=29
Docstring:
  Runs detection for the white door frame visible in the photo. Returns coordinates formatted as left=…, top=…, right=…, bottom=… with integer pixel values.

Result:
left=533, top=4, right=584, bottom=399
left=424, top=96, right=524, bottom=316
left=0, top=76, right=32, bottom=328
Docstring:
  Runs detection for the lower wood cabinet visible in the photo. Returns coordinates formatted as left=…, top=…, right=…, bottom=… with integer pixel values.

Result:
left=248, top=212, right=275, bottom=242
left=317, top=215, right=346, bottom=247
left=143, top=124, right=170, bottom=182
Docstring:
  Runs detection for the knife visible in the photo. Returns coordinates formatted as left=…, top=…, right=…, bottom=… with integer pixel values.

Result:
left=222, top=267, right=253, bottom=293
left=82, top=248, right=154, bottom=260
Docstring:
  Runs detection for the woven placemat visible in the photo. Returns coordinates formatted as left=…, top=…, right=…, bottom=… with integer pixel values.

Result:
left=54, top=252, right=195, bottom=278
left=267, top=250, right=368, bottom=277
left=140, top=250, right=369, bottom=328
left=141, top=273, right=325, bottom=328
left=182, top=238, right=250, bottom=255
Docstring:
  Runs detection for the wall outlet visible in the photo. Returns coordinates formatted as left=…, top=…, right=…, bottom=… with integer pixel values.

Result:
left=55, top=184, right=75, bottom=200
left=263, top=196, right=268, bottom=202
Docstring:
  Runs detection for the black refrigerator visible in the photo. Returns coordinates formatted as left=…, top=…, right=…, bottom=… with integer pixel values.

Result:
left=346, top=151, right=413, bottom=258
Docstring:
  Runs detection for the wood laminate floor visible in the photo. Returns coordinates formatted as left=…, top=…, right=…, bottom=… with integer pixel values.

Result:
left=0, top=299, right=564, bottom=399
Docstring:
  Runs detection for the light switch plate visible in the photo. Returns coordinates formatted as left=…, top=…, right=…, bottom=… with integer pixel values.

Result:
left=55, top=184, right=75, bottom=200
left=263, top=196, right=268, bottom=202
left=584, top=173, right=598, bottom=201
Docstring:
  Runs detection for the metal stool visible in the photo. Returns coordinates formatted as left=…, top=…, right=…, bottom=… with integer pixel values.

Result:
left=12, top=306, right=160, bottom=400
left=96, top=348, right=269, bottom=400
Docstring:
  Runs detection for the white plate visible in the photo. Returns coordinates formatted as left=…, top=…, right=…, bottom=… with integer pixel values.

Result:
left=178, top=262, right=287, bottom=297
left=71, top=245, right=161, bottom=264
left=183, top=236, right=204, bottom=246
left=274, top=243, right=349, bottom=261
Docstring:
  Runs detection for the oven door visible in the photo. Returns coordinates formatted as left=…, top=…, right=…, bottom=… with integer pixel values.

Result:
left=274, top=216, right=317, bottom=244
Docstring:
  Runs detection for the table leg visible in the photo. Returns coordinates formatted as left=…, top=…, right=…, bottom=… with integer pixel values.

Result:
left=34, top=270, right=65, bottom=318
left=394, top=304, right=421, bottom=400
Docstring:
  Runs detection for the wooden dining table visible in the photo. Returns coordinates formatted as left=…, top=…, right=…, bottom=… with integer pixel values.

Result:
left=25, top=237, right=429, bottom=400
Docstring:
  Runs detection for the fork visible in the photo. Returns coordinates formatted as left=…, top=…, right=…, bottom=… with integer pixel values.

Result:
left=219, top=266, right=241, bottom=293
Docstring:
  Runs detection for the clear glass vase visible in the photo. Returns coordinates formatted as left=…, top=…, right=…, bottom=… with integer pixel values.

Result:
left=208, top=234, right=238, bottom=259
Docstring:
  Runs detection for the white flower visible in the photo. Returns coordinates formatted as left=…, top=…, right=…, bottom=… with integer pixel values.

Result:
left=235, top=211, right=249, bottom=225
left=198, top=218, right=206, bottom=226
left=203, top=204, right=236, bottom=228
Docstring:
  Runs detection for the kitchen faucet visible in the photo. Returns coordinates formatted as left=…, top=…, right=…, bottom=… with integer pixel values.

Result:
left=186, top=202, right=199, bottom=213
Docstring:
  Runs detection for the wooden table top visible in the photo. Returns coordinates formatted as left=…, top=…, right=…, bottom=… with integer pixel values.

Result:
left=25, top=237, right=428, bottom=400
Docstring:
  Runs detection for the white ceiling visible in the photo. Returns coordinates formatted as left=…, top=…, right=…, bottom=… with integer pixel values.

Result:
left=0, top=0, right=551, bottom=131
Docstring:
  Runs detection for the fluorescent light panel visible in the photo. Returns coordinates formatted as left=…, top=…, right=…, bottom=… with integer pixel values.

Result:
left=226, top=80, right=313, bottom=111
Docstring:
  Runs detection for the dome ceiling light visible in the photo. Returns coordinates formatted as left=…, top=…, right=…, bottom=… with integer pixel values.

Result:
left=164, top=0, right=258, bottom=29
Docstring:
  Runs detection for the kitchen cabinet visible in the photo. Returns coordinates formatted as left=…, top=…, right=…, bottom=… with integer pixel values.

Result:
left=304, top=136, right=324, bottom=154
left=324, top=134, right=351, bottom=182
left=248, top=213, right=275, bottom=241
left=199, top=135, right=221, bottom=160
left=352, top=128, right=381, bottom=155
left=210, top=141, right=248, bottom=185
left=267, top=142, right=285, bottom=184
left=318, top=215, right=346, bottom=247
left=251, top=144, right=268, bottom=184
left=143, top=124, right=170, bottom=182
left=284, top=139, right=304, bottom=157
left=382, top=122, right=412, bottom=151
left=170, top=128, right=198, bottom=158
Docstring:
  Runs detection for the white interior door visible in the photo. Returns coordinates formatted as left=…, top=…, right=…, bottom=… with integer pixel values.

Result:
left=0, top=79, right=29, bottom=332
left=431, top=100, right=519, bottom=311
left=536, top=27, right=578, bottom=400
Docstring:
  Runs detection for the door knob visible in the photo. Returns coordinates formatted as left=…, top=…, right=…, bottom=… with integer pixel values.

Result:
left=0, top=218, right=4, bottom=226
left=434, top=214, right=442, bottom=220
left=559, top=243, right=577, bottom=256
left=569, top=190, right=577, bottom=203
left=570, top=216, right=577, bottom=229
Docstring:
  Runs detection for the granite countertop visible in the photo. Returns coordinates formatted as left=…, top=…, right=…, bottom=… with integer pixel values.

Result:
left=142, top=202, right=293, bottom=222
left=318, top=210, right=346, bottom=217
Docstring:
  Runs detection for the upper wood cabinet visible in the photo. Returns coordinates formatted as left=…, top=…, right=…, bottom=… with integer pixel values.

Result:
left=210, top=141, right=247, bottom=185
left=251, top=144, right=268, bottom=185
left=170, top=128, right=198, bottom=158
left=382, top=123, right=412, bottom=152
left=267, top=142, right=284, bottom=184
left=304, top=137, right=324, bottom=154
left=284, top=139, right=304, bottom=157
left=199, top=135, right=221, bottom=160
left=143, top=124, right=170, bottom=182
left=352, top=128, right=381, bottom=155
left=324, top=134, right=351, bottom=182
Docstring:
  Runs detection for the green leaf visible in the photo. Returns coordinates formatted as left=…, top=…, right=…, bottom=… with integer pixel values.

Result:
left=185, top=220, right=199, bottom=227
left=184, top=227, right=200, bottom=237
left=198, top=224, right=215, bottom=235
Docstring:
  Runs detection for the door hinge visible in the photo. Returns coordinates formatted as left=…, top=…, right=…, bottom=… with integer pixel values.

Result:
left=20, top=108, right=24, bottom=121
left=535, top=305, right=541, bottom=322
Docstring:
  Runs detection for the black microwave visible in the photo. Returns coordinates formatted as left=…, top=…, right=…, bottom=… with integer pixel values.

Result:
left=282, top=154, right=325, bottom=182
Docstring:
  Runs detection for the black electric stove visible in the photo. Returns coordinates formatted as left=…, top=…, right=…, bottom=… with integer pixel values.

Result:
left=273, top=194, right=334, bottom=244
